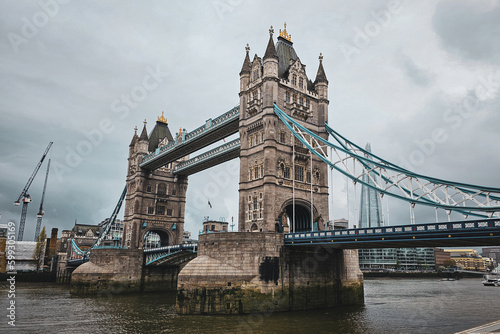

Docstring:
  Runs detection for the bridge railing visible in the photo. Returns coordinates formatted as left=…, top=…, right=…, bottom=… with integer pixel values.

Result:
left=141, top=105, right=240, bottom=166
left=93, top=245, right=127, bottom=250
left=144, top=243, right=198, bottom=254
left=285, top=218, right=500, bottom=241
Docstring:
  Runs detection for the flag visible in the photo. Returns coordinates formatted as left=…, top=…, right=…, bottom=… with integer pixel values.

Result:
left=208, top=201, right=212, bottom=209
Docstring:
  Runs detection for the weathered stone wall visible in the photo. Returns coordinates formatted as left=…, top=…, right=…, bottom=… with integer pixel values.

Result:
left=339, top=249, right=365, bottom=305
left=70, top=248, right=143, bottom=295
left=176, top=232, right=364, bottom=315
left=142, top=265, right=183, bottom=292
left=282, top=246, right=342, bottom=310
left=70, top=248, right=190, bottom=295
left=177, top=232, right=285, bottom=314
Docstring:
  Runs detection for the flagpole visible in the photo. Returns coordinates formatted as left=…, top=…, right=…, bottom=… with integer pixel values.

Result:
left=206, top=200, right=212, bottom=220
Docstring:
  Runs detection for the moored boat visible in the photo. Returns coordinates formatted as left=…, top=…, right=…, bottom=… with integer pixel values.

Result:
left=482, top=274, right=500, bottom=286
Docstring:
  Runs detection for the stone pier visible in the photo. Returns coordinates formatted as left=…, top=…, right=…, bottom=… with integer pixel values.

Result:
left=70, top=248, right=187, bottom=295
left=176, top=232, right=363, bottom=314
left=70, top=248, right=144, bottom=295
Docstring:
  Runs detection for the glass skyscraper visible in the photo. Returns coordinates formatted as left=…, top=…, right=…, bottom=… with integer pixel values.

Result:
left=357, top=143, right=435, bottom=271
left=358, top=143, right=383, bottom=228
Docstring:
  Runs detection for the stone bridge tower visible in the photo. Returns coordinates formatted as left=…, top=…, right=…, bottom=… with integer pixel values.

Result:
left=238, top=25, right=330, bottom=233
left=123, top=114, right=188, bottom=249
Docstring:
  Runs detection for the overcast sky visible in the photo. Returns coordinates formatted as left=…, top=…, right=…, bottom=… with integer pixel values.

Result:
left=1, top=0, right=499, bottom=240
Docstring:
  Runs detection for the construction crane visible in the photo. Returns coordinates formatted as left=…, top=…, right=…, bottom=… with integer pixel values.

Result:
left=34, top=158, right=51, bottom=241
left=15, top=142, right=53, bottom=241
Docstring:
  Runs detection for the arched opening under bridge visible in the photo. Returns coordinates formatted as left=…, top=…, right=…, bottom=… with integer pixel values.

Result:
left=143, top=230, right=169, bottom=250
left=285, top=203, right=312, bottom=232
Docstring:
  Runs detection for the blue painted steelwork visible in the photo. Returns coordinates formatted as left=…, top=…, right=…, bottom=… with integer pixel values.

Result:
left=145, top=243, right=198, bottom=266
left=285, top=218, right=500, bottom=248
left=140, top=105, right=240, bottom=169
left=70, top=186, right=127, bottom=261
left=67, top=258, right=86, bottom=267
left=273, top=104, right=500, bottom=217
left=70, top=238, right=85, bottom=257
left=173, top=138, right=241, bottom=175
left=86, top=186, right=127, bottom=254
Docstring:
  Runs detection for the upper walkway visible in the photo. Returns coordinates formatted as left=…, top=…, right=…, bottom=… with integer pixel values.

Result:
left=140, top=106, right=240, bottom=170
left=173, top=138, right=240, bottom=176
left=285, top=218, right=500, bottom=249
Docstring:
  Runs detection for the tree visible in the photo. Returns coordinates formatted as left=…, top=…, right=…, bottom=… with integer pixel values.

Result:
left=33, top=226, right=47, bottom=271
left=443, top=259, right=456, bottom=268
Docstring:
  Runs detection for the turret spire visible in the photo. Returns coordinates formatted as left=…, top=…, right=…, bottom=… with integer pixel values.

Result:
left=314, top=53, right=328, bottom=84
left=139, top=120, right=148, bottom=141
left=129, top=126, right=139, bottom=147
left=264, top=26, right=278, bottom=60
left=239, top=44, right=251, bottom=75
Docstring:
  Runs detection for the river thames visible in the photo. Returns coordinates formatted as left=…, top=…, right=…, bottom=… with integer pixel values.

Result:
left=1, top=278, right=499, bottom=333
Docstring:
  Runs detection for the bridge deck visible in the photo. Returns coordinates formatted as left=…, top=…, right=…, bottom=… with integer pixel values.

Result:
left=145, top=243, right=198, bottom=266
left=173, top=139, right=240, bottom=176
left=140, top=106, right=239, bottom=170
left=285, top=219, right=500, bottom=249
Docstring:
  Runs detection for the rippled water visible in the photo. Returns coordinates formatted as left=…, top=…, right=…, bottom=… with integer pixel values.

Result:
left=1, top=278, right=499, bottom=333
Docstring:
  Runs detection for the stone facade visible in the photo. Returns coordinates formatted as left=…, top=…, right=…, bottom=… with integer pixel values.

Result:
left=123, top=118, right=188, bottom=249
left=238, top=27, right=329, bottom=234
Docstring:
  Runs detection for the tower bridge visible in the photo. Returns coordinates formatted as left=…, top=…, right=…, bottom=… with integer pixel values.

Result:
left=68, top=24, right=500, bottom=315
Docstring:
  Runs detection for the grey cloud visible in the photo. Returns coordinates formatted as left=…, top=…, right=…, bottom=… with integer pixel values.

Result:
left=397, top=54, right=435, bottom=87
left=433, top=0, right=500, bottom=64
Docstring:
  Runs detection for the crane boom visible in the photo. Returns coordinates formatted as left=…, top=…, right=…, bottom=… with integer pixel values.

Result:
left=15, top=142, right=53, bottom=205
left=15, top=141, right=53, bottom=241
left=34, top=158, right=51, bottom=241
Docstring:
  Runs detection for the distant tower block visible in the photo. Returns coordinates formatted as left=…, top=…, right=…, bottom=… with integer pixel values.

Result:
left=358, top=143, right=384, bottom=228
left=238, top=24, right=330, bottom=233
left=122, top=116, right=188, bottom=249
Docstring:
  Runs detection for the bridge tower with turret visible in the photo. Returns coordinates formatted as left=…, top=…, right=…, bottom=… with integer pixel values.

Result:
left=123, top=114, right=188, bottom=249
left=238, top=24, right=330, bottom=233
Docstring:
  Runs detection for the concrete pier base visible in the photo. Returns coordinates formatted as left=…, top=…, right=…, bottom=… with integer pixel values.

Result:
left=176, top=232, right=364, bottom=315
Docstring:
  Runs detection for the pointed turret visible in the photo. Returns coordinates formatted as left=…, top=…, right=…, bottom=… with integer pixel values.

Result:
left=314, top=53, right=328, bottom=85
left=136, top=119, right=149, bottom=155
left=263, top=26, right=279, bottom=80
left=139, top=120, right=148, bottom=141
left=129, top=126, right=139, bottom=147
left=240, top=44, right=251, bottom=75
left=264, top=27, right=278, bottom=60
left=240, top=44, right=251, bottom=92
left=314, top=53, right=329, bottom=126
